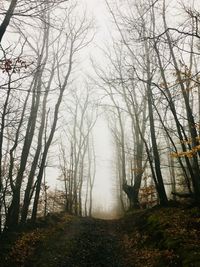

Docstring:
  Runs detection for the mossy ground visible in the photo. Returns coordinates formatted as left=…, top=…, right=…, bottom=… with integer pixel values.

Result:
left=120, top=205, right=200, bottom=266
left=1, top=205, right=200, bottom=267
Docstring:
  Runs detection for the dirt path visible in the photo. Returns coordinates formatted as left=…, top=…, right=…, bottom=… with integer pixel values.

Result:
left=61, top=218, right=125, bottom=267
left=30, top=217, right=126, bottom=267
left=3, top=207, right=200, bottom=266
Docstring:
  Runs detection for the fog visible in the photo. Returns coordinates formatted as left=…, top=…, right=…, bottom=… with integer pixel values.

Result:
left=43, top=0, right=119, bottom=216
left=1, top=0, right=200, bottom=225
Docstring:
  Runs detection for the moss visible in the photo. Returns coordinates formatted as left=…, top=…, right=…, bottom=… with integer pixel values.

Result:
left=190, top=207, right=200, bottom=218
left=164, top=236, right=182, bottom=250
left=182, top=251, right=200, bottom=266
left=147, top=214, right=162, bottom=229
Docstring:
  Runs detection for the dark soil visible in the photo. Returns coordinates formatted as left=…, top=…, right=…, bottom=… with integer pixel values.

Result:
left=0, top=215, right=126, bottom=267
left=57, top=218, right=125, bottom=267
left=1, top=206, right=200, bottom=267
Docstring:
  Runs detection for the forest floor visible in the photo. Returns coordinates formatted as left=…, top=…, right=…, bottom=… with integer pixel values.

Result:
left=1, top=205, right=200, bottom=267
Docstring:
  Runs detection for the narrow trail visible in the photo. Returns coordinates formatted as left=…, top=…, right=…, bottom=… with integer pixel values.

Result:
left=3, top=207, right=199, bottom=267
left=60, top=218, right=125, bottom=267
left=29, top=217, right=128, bottom=267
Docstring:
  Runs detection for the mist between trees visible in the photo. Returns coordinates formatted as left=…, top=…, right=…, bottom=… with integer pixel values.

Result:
left=0, top=0, right=200, bottom=233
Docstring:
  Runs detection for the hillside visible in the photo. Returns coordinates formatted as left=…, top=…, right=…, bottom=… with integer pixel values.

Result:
left=1, top=205, right=200, bottom=267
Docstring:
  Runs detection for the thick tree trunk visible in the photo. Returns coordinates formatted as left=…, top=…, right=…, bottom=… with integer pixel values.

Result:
left=122, top=182, right=140, bottom=209
left=0, top=0, right=18, bottom=43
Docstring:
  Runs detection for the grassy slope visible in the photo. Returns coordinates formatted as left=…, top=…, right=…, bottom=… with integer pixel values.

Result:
left=1, top=205, right=200, bottom=267
left=120, top=205, right=200, bottom=266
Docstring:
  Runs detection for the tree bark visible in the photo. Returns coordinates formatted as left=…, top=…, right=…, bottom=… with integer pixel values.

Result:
left=0, top=0, right=18, bottom=43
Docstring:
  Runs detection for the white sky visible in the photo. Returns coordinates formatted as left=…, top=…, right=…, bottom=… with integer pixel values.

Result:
left=83, top=0, right=117, bottom=213
left=45, top=0, right=117, bottom=214
left=47, top=0, right=200, bottom=215
left=47, top=0, right=200, bottom=214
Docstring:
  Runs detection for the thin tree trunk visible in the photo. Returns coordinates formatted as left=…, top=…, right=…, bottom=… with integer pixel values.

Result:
left=5, top=28, right=48, bottom=229
left=162, top=0, right=200, bottom=203
left=31, top=42, right=73, bottom=222
left=21, top=49, right=53, bottom=224
left=144, top=38, right=168, bottom=206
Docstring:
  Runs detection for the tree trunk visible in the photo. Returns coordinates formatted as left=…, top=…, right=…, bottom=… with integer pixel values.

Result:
left=122, top=182, right=140, bottom=209
left=31, top=41, right=73, bottom=222
left=144, top=37, right=168, bottom=206
left=0, top=0, right=18, bottom=42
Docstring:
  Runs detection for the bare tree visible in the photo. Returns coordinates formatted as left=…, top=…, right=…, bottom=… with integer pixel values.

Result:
left=31, top=10, right=93, bottom=222
left=58, top=86, right=97, bottom=217
left=0, top=1, right=94, bottom=231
